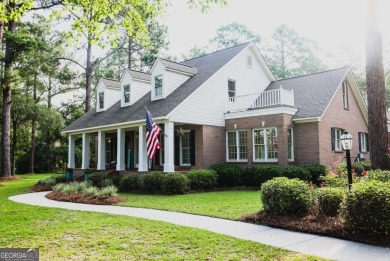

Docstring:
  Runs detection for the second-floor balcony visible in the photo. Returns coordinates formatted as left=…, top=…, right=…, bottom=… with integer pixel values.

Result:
left=226, top=87, right=294, bottom=112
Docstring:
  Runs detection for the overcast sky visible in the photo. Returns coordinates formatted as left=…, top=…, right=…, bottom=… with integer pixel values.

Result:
left=164, top=0, right=388, bottom=59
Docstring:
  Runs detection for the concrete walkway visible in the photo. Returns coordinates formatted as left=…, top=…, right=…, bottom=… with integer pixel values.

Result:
left=9, top=192, right=389, bottom=261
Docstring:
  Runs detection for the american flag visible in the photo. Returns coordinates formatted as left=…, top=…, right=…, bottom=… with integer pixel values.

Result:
left=146, top=109, right=161, bottom=159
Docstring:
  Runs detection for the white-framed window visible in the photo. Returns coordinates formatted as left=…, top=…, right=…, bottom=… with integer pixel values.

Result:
left=332, top=128, right=343, bottom=152
left=342, top=81, right=349, bottom=109
left=155, top=75, right=163, bottom=97
left=288, top=128, right=294, bottom=161
left=226, top=130, right=247, bottom=161
left=123, top=84, right=130, bottom=103
left=228, top=80, right=236, bottom=98
left=98, top=92, right=104, bottom=109
left=159, top=132, right=165, bottom=165
left=247, top=55, right=253, bottom=67
left=359, top=132, right=369, bottom=152
left=253, top=128, right=278, bottom=162
left=180, top=130, right=191, bottom=166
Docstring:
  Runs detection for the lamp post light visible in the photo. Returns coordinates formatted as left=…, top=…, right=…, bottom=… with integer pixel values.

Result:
left=340, top=130, right=353, bottom=191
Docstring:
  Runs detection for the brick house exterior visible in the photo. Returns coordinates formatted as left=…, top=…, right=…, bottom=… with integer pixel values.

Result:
left=64, top=42, right=369, bottom=172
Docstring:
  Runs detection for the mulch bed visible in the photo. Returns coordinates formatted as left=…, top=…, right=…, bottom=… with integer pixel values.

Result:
left=46, top=191, right=126, bottom=205
left=0, top=184, right=5, bottom=187
left=241, top=210, right=390, bottom=248
left=0, top=176, right=21, bottom=182
left=31, top=184, right=52, bottom=192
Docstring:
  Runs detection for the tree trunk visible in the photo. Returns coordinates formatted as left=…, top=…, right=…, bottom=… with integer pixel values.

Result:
left=11, top=119, right=17, bottom=176
left=128, top=36, right=132, bottom=69
left=366, top=0, right=389, bottom=169
left=85, top=41, right=92, bottom=112
left=30, top=74, right=38, bottom=173
left=1, top=20, right=16, bottom=177
left=45, top=76, right=52, bottom=172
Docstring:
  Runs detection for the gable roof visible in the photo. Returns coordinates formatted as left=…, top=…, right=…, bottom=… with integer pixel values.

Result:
left=160, top=58, right=198, bottom=75
left=102, top=78, right=120, bottom=89
left=63, top=42, right=251, bottom=133
left=128, top=69, right=151, bottom=82
left=265, top=67, right=350, bottom=119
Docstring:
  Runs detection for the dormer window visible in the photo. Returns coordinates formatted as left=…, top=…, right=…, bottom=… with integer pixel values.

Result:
left=99, top=92, right=104, bottom=109
left=155, top=75, right=163, bottom=97
left=123, top=84, right=130, bottom=103
left=342, top=81, right=349, bottom=109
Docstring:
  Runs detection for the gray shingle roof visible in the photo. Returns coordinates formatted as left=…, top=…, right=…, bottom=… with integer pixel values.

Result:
left=102, top=78, right=120, bottom=89
left=265, top=67, right=349, bottom=119
left=63, top=42, right=251, bottom=132
left=160, top=58, right=198, bottom=75
left=128, top=69, right=151, bottom=82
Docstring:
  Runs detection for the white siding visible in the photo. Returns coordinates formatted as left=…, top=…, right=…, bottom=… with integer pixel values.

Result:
left=164, top=70, right=191, bottom=97
left=151, top=60, right=165, bottom=100
left=105, top=88, right=120, bottom=109
left=169, top=45, right=272, bottom=126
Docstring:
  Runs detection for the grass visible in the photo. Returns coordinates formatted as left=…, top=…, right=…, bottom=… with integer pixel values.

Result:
left=118, top=190, right=262, bottom=220
left=0, top=174, right=327, bottom=260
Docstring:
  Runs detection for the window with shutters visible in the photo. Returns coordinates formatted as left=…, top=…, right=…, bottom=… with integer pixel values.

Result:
left=288, top=128, right=294, bottom=161
left=180, top=131, right=191, bottom=166
left=253, top=128, right=278, bottom=162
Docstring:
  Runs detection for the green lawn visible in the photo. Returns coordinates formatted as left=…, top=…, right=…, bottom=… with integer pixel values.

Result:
left=118, top=190, right=262, bottom=220
left=0, top=175, right=327, bottom=260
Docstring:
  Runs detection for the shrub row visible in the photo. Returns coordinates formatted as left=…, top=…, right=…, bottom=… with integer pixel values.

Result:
left=39, top=174, right=67, bottom=186
left=261, top=177, right=389, bottom=236
left=53, top=181, right=118, bottom=198
left=209, top=163, right=327, bottom=187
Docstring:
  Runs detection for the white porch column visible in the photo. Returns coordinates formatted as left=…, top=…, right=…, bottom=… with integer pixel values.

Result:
left=97, top=131, right=106, bottom=170
left=116, top=128, right=125, bottom=171
left=164, top=121, right=175, bottom=172
left=68, top=135, right=75, bottom=168
left=138, top=125, right=148, bottom=171
left=81, top=133, right=90, bottom=169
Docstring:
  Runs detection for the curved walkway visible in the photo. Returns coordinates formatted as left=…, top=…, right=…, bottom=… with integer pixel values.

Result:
left=10, top=192, right=389, bottom=261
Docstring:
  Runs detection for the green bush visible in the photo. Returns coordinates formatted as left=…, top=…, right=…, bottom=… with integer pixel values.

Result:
left=351, top=162, right=364, bottom=176
left=256, top=165, right=283, bottom=184
left=367, top=170, right=390, bottom=183
left=98, top=185, right=118, bottom=198
left=360, top=160, right=372, bottom=171
left=142, top=172, right=165, bottom=192
left=99, top=179, right=114, bottom=188
left=53, top=183, right=66, bottom=192
left=316, top=188, right=345, bottom=216
left=82, top=186, right=99, bottom=197
left=241, top=167, right=259, bottom=186
left=55, top=181, right=91, bottom=194
left=303, top=164, right=327, bottom=184
left=186, top=169, right=217, bottom=190
left=344, top=180, right=390, bottom=235
left=54, top=174, right=67, bottom=184
left=261, top=177, right=312, bottom=216
left=209, top=163, right=242, bottom=187
left=39, top=174, right=67, bottom=186
left=119, top=175, right=140, bottom=192
left=108, top=175, right=122, bottom=187
left=162, top=173, right=190, bottom=194
left=89, top=173, right=108, bottom=187
left=282, top=166, right=311, bottom=182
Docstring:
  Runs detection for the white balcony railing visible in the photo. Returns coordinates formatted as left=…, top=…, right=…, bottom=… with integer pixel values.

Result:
left=226, top=87, right=294, bottom=112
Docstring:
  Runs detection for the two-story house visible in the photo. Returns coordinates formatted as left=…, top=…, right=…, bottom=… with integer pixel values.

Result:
left=63, top=42, right=369, bottom=172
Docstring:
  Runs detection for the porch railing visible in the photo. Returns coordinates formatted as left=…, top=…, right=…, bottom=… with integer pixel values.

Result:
left=226, top=87, right=294, bottom=112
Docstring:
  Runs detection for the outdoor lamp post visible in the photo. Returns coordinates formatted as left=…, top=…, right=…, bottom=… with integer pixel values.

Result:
left=340, top=130, right=353, bottom=191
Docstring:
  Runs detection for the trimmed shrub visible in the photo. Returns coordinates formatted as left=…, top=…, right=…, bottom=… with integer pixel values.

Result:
left=241, top=167, right=259, bottom=186
left=98, top=185, right=118, bottom=198
left=360, top=160, right=372, bottom=171
left=316, top=188, right=345, bottom=216
left=261, top=177, right=312, bottom=216
left=119, top=175, right=140, bottom=192
left=367, top=170, right=390, bottom=183
left=282, top=166, right=311, bottom=182
left=82, top=186, right=99, bottom=197
left=40, top=176, right=57, bottom=186
left=344, top=180, right=390, bottom=235
left=54, top=174, right=67, bottom=184
left=89, top=173, right=108, bottom=187
left=142, top=172, right=165, bottom=192
left=256, top=165, right=283, bottom=184
left=99, top=179, right=114, bottom=188
left=186, top=169, right=217, bottom=190
left=303, top=164, right=327, bottom=184
left=351, top=162, right=364, bottom=176
left=53, top=183, right=66, bottom=192
left=209, top=163, right=242, bottom=187
left=162, top=173, right=190, bottom=194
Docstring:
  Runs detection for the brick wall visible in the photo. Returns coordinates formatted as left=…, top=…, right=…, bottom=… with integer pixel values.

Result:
left=225, top=113, right=293, bottom=167
left=202, top=125, right=226, bottom=168
left=318, top=80, right=369, bottom=168
left=294, top=122, right=320, bottom=165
